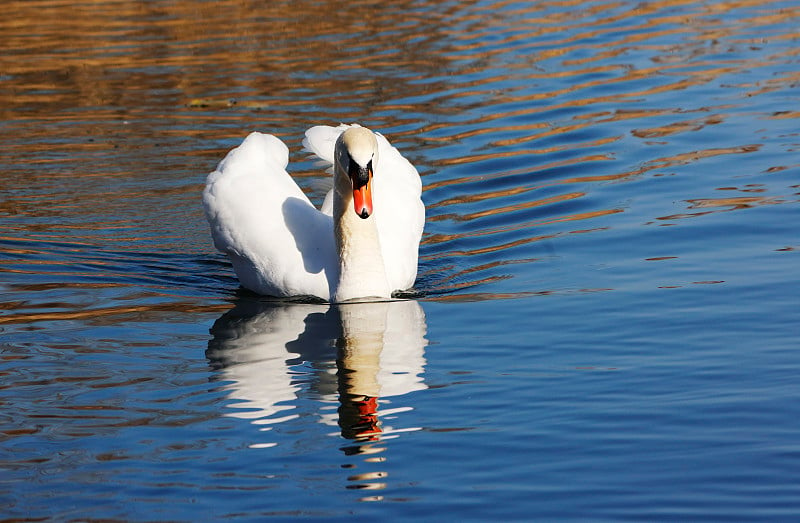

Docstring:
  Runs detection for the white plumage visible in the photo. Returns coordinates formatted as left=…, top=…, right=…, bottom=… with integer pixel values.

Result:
left=203, top=124, right=424, bottom=302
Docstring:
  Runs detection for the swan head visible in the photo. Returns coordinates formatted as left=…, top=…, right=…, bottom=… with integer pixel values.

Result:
left=335, top=126, right=378, bottom=220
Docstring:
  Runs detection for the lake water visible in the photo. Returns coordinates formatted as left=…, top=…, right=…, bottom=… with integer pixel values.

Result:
left=1, top=0, right=799, bottom=519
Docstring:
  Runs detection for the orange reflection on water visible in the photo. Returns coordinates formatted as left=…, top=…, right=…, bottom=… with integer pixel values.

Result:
left=0, top=301, right=230, bottom=326
left=2, top=0, right=797, bottom=306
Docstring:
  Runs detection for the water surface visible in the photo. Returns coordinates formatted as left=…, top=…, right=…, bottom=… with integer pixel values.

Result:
left=1, top=0, right=799, bottom=520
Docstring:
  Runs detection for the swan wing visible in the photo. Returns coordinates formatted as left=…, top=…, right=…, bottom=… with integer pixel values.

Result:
left=301, top=125, right=340, bottom=218
left=302, top=124, right=343, bottom=164
left=373, top=132, right=425, bottom=291
left=303, top=124, right=424, bottom=293
left=203, top=132, right=336, bottom=299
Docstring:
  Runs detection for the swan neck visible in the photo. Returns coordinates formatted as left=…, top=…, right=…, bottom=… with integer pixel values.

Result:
left=334, top=201, right=391, bottom=302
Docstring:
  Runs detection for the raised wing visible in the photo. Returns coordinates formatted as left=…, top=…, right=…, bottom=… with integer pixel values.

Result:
left=372, top=132, right=425, bottom=291
left=203, top=132, right=336, bottom=299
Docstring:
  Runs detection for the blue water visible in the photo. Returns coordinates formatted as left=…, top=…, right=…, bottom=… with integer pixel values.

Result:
left=2, top=0, right=799, bottom=520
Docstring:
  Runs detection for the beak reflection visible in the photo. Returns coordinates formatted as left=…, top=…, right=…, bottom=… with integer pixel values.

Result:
left=206, top=298, right=427, bottom=492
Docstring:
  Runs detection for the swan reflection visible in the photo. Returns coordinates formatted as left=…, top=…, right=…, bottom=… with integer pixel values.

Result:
left=206, top=299, right=427, bottom=459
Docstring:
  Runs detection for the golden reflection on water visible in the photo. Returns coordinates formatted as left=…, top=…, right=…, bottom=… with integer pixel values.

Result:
left=1, top=0, right=798, bottom=305
left=0, top=299, right=230, bottom=326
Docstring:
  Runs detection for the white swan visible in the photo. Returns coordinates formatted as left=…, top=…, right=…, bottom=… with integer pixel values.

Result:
left=203, top=124, right=425, bottom=302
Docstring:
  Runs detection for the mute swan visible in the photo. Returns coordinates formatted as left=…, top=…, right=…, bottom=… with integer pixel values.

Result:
left=203, top=124, right=425, bottom=302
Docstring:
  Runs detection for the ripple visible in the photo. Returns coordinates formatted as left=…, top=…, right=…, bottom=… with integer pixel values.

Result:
left=1, top=0, right=800, bottom=520
left=2, top=0, right=797, bottom=304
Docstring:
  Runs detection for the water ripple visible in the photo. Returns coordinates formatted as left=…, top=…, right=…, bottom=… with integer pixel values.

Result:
left=1, top=0, right=800, bottom=519
left=2, top=0, right=798, bottom=305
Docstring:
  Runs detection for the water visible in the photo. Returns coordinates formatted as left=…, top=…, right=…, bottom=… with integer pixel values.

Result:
left=1, top=0, right=799, bottom=519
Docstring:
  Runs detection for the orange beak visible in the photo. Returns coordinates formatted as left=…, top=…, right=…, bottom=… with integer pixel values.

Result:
left=353, top=180, right=373, bottom=219
left=347, top=157, right=374, bottom=219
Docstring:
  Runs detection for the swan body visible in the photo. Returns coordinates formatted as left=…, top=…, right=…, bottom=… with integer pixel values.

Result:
left=203, top=124, right=424, bottom=302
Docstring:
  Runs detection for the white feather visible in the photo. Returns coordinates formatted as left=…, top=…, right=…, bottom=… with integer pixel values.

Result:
left=203, top=125, right=424, bottom=301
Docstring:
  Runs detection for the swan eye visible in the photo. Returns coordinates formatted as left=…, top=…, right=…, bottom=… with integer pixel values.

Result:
left=348, top=157, right=373, bottom=189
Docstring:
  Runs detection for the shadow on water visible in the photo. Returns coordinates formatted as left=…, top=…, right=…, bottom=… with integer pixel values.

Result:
left=206, top=297, right=427, bottom=493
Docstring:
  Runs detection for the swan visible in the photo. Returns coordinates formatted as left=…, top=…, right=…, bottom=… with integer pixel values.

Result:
left=203, top=124, right=425, bottom=302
